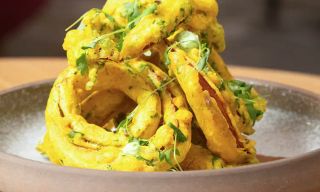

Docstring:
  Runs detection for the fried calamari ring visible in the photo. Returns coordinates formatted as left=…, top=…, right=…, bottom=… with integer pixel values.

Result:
left=168, top=48, right=258, bottom=164
left=41, top=0, right=267, bottom=171
left=39, top=61, right=193, bottom=171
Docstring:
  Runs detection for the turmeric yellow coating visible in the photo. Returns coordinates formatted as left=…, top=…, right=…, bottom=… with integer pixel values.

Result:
left=168, top=48, right=257, bottom=163
left=39, top=61, right=193, bottom=171
left=39, top=0, right=266, bottom=171
left=181, top=144, right=226, bottom=170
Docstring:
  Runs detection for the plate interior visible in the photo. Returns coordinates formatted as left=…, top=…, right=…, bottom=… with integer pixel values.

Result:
left=0, top=80, right=319, bottom=162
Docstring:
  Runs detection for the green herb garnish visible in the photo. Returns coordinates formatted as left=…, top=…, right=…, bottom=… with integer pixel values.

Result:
left=124, top=137, right=153, bottom=166
left=68, top=130, right=83, bottom=139
left=114, top=30, right=126, bottom=51
left=65, top=14, right=85, bottom=31
left=211, top=155, right=224, bottom=169
left=116, top=109, right=136, bottom=133
left=164, top=47, right=172, bottom=66
left=81, top=3, right=157, bottom=53
left=76, top=53, right=89, bottom=75
left=65, top=8, right=99, bottom=31
left=158, top=133, right=183, bottom=171
left=168, top=122, right=187, bottom=143
left=104, top=13, right=116, bottom=23
left=227, top=80, right=264, bottom=124
left=159, top=149, right=174, bottom=165
left=129, top=137, right=150, bottom=146
left=246, top=102, right=263, bottom=124
left=176, top=31, right=200, bottom=50
left=196, top=43, right=210, bottom=71
left=136, top=156, right=155, bottom=166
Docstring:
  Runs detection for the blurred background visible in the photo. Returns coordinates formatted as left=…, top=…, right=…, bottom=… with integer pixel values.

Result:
left=0, top=0, right=319, bottom=74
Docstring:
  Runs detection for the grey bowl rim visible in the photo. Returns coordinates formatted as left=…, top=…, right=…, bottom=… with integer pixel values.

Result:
left=0, top=77, right=319, bottom=177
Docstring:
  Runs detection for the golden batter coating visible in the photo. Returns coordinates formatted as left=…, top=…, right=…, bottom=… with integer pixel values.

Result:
left=39, top=0, right=266, bottom=171
left=39, top=61, right=193, bottom=171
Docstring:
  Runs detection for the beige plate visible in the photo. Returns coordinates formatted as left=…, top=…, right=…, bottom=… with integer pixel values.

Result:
left=0, top=79, right=319, bottom=192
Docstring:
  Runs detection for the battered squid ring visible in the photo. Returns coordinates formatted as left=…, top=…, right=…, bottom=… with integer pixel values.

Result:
left=39, top=60, right=193, bottom=171
left=168, top=48, right=257, bottom=164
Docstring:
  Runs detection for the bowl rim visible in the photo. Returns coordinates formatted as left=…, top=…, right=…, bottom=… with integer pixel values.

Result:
left=0, top=78, right=319, bottom=177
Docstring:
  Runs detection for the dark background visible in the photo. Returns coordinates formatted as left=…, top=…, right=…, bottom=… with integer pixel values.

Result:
left=0, top=0, right=319, bottom=74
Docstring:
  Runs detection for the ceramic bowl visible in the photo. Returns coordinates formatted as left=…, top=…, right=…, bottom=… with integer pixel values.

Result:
left=0, top=79, right=319, bottom=192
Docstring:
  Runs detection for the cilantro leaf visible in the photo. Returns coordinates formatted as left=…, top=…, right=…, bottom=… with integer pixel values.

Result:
left=246, top=102, right=263, bottom=124
left=138, top=139, right=149, bottom=146
left=124, top=1, right=139, bottom=20
left=76, top=53, right=88, bottom=75
left=227, top=80, right=252, bottom=98
left=168, top=123, right=187, bottom=142
left=127, top=3, right=158, bottom=29
left=164, top=149, right=173, bottom=165
left=136, top=156, right=155, bottom=166
left=159, top=150, right=165, bottom=161
left=81, top=37, right=103, bottom=50
left=176, top=31, right=200, bottom=50
left=114, top=30, right=126, bottom=51
left=129, top=137, right=149, bottom=146
left=159, top=149, right=173, bottom=165
left=68, top=130, right=83, bottom=139
left=81, top=3, right=157, bottom=52
left=196, top=43, right=210, bottom=71
left=164, top=47, right=171, bottom=66
left=125, top=0, right=141, bottom=29
left=65, top=13, right=85, bottom=31
left=116, top=108, right=137, bottom=133
left=117, top=115, right=133, bottom=132
left=227, top=80, right=264, bottom=124
left=104, top=13, right=116, bottom=23
left=174, top=148, right=180, bottom=156
left=212, top=155, right=224, bottom=169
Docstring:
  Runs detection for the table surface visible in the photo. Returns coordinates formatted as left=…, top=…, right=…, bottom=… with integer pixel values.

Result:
left=0, top=57, right=319, bottom=94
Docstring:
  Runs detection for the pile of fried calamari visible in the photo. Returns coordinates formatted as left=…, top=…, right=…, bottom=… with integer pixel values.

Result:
left=38, top=0, right=266, bottom=172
